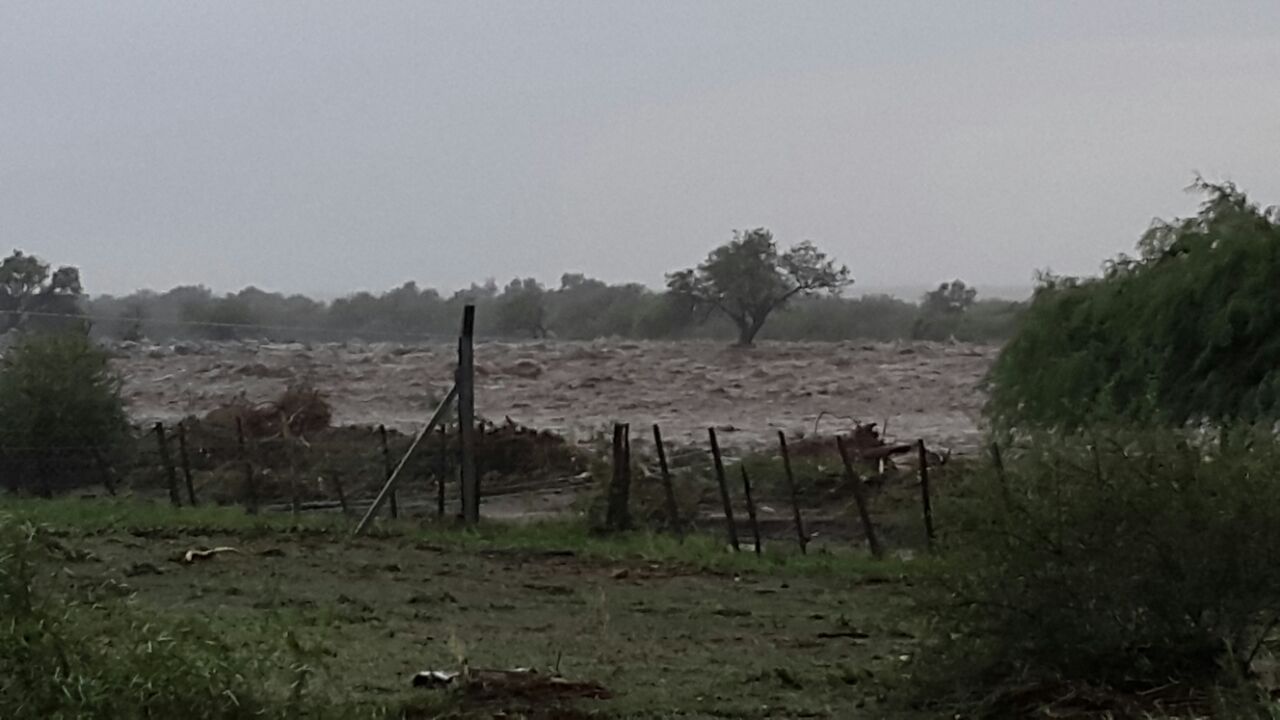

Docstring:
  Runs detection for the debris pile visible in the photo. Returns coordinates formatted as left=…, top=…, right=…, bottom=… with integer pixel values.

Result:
left=412, top=667, right=609, bottom=718
left=476, top=416, right=585, bottom=483
left=787, top=422, right=913, bottom=463
left=203, top=383, right=333, bottom=439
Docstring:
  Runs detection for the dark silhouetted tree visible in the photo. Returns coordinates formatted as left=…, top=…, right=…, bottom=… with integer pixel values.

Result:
left=666, top=229, right=851, bottom=345
left=497, top=278, right=548, bottom=338
left=914, top=279, right=978, bottom=340
left=923, top=279, right=977, bottom=315
left=0, top=251, right=85, bottom=334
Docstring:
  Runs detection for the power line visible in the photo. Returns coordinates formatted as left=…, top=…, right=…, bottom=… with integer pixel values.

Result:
left=0, top=309, right=453, bottom=343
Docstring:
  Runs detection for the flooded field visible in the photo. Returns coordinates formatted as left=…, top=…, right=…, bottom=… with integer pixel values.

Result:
left=115, top=339, right=997, bottom=453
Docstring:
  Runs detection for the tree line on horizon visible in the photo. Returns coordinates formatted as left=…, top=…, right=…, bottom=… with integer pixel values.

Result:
left=2, top=231, right=1026, bottom=345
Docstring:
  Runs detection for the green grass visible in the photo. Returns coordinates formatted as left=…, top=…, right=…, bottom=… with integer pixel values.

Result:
left=0, top=495, right=904, bottom=579
left=0, top=495, right=924, bottom=719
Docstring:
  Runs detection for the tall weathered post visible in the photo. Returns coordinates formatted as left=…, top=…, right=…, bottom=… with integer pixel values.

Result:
left=605, top=423, right=633, bottom=531
left=154, top=422, right=181, bottom=507
left=740, top=465, right=763, bottom=557
left=236, top=417, right=258, bottom=515
left=917, top=439, right=936, bottom=550
left=379, top=424, right=397, bottom=519
left=177, top=422, right=198, bottom=506
left=458, top=305, right=479, bottom=525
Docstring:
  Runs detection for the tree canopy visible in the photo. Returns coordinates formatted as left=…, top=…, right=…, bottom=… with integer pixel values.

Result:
left=666, top=229, right=852, bottom=345
left=922, top=280, right=977, bottom=316
left=496, top=278, right=549, bottom=338
left=0, top=250, right=84, bottom=333
left=987, top=180, right=1280, bottom=428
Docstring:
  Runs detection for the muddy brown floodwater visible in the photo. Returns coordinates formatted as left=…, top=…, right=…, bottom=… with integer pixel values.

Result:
left=115, top=339, right=997, bottom=454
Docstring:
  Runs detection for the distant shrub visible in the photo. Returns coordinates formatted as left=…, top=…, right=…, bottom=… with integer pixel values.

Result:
left=0, top=332, right=131, bottom=495
left=953, top=298, right=1025, bottom=343
left=180, top=296, right=259, bottom=340
left=923, top=427, right=1280, bottom=713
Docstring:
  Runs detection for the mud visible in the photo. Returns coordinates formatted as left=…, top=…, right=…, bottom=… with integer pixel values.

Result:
left=113, top=339, right=997, bottom=454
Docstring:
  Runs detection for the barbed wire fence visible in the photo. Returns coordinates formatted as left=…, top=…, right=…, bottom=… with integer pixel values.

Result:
left=0, top=305, right=484, bottom=521
left=0, top=307, right=459, bottom=344
left=0, top=304, right=948, bottom=556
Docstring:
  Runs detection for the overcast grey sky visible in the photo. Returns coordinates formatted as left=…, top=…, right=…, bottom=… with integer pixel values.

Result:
left=2, top=1, right=1278, bottom=298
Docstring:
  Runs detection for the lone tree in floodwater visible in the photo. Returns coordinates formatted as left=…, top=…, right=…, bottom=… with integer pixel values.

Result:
left=667, top=229, right=851, bottom=346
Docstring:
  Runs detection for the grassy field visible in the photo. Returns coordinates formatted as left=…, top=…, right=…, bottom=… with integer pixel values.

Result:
left=1, top=497, right=928, bottom=719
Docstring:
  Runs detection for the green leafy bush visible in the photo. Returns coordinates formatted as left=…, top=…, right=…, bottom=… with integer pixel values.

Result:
left=0, top=332, right=132, bottom=495
left=987, top=180, right=1280, bottom=428
left=0, top=520, right=324, bottom=719
left=924, top=427, right=1280, bottom=712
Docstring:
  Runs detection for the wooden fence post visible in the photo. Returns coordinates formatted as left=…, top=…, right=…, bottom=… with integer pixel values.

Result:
left=777, top=431, right=808, bottom=554
left=436, top=426, right=447, bottom=518
left=276, top=412, right=301, bottom=515
left=91, top=447, right=117, bottom=497
left=379, top=424, right=397, bottom=519
left=740, top=465, right=762, bottom=557
left=708, top=427, right=740, bottom=552
left=836, top=435, right=883, bottom=559
left=177, top=421, right=197, bottom=506
left=917, top=439, right=935, bottom=550
left=154, top=422, right=181, bottom=507
left=458, top=305, right=479, bottom=525
left=605, top=423, right=633, bottom=531
left=653, top=424, right=681, bottom=538
left=990, top=440, right=1011, bottom=506
left=332, top=472, right=350, bottom=516
left=236, top=416, right=258, bottom=515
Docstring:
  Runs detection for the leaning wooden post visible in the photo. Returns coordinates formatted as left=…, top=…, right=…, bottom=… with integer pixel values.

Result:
left=236, top=416, right=258, bottom=515
left=154, top=422, right=181, bottom=507
left=917, top=439, right=936, bottom=550
left=708, top=427, right=740, bottom=552
left=176, top=422, right=197, bottom=506
left=353, top=385, right=458, bottom=536
left=379, top=424, right=398, bottom=519
left=653, top=424, right=681, bottom=537
left=457, top=305, right=479, bottom=525
left=739, top=465, right=763, bottom=557
left=836, top=435, right=883, bottom=559
left=777, top=431, right=808, bottom=554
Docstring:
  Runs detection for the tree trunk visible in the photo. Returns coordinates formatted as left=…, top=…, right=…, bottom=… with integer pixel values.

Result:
left=735, top=316, right=767, bottom=346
